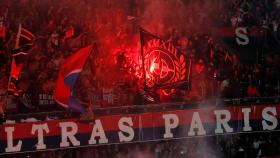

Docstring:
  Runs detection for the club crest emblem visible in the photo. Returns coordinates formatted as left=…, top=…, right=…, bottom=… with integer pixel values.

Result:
left=143, top=39, right=186, bottom=88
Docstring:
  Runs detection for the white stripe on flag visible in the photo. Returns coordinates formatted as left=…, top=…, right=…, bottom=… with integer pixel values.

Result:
left=20, top=34, right=33, bottom=41
left=21, top=28, right=35, bottom=38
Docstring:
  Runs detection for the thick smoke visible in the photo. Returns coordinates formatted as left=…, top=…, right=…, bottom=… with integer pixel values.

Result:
left=75, top=0, right=226, bottom=85
left=0, top=0, right=232, bottom=156
left=139, top=0, right=187, bottom=36
left=75, top=1, right=226, bottom=156
left=139, top=0, right=223, bottom=36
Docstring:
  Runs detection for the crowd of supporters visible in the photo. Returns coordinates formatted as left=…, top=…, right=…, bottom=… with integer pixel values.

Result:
left=0, top=0, right=279, bottom=112
left=0, top=0, right=279, bottom=158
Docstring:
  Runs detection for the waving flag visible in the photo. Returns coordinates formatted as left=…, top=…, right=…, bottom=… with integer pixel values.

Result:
left=8, top=25, right=35, bottom=96
left=54, top=44, right=93, bottom=113
left=140, top=29, right=191, bottom=89
left=12, top=25, right=35, bottom=56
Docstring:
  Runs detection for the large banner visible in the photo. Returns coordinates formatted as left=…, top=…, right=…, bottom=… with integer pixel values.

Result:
left=140, top=29, right=191, bottom=89
left=0, top=104, right=280, bottom=155
left=215, top=26, right=266, bottom=47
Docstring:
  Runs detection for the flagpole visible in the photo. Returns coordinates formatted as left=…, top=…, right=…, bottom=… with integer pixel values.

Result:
left=139, top=28, right=147, bottom=90
left=15, top=24, right=21, bottom=49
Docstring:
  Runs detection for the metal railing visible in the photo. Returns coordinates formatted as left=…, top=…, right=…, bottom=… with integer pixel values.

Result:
left=3, top=96, right=280, bottom=123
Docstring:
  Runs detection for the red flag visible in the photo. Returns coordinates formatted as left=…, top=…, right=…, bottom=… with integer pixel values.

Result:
left=7, top=59, right=23, bottom=96
left=8, top=25, right=35, bottom=96
left=54, top=44, right=93, bottom=113
left=18, top=27, right=35, bottom=46
left=12, top=25, right=35, bottom=56
left=63, top=26, right=74, bottom=41
left=10, top=59, right=23, bottom=80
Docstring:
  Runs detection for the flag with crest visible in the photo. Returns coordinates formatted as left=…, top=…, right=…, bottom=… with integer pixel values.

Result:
left=140, top=29, right=191, bottom=89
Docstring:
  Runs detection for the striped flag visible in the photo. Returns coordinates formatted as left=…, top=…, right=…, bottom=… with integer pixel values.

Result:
left=12, top=25, right=35, bottom=56
left=54, top=44, right=94, bottom=113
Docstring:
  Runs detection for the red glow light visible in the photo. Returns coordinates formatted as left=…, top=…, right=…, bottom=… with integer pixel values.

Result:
left=150, top=58, right=156, bottom=73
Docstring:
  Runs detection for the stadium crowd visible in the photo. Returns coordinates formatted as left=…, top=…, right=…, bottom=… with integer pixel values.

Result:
left=0, top=0, right=279, bottom=157
left=0, top=0, right=279, bottom=111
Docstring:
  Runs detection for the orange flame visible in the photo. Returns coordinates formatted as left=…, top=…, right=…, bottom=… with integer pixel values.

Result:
left=150, top=58, right=156, bottom=73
